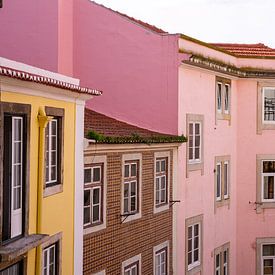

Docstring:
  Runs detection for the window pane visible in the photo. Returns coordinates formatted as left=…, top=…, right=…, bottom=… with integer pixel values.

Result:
left=156, top=161, right=160, bottom=173
left=93, top=167, right=101, bottom=182
left=124, top=183, right=129, bottom=197
left=264, top=176, right=274, bottom=199
left=93, top=188, right=100, bottom=204
left=194, top=236, right=199, bottom=249
left=51, top=151, right=57, bottom=166
left=51, top=136, right=57, bottom=150
left=216, top=254, right=220, bottom=267
left=161, top=160, right=166, bottom=172
left=131, top=164, right=137, bottom=177
left=195, top=123, right=200, bottom=135
left=189, top=148, right=193, bottom=160
left=189, top=123, right=193, bottom=135
left=13, top=142, right=22, bottom=163
left=264, top=259, right=273, bottom=275
left=224, top=163, right=228, bottom=196
left=264, top=88, right=275, bottom=121
left=263, top=244, right=275, bottom=256
left=84, top=169, right=91, bottom=183
left=195, top=136, right=200, bottom=147
left=225, top=85, right=229, bottom=111
left=263, top=161, right=275, bottom=173
left=84, top=208, right=90, bottom=224
left=161, top=190, right=166, bottom=202
left=50, top=165, right=57, bottom=182
left=131, top=197, right=136, bottom=211
left=84, top=190, right=90, bottom=206
left=124, top=198, right=129, bottom=213
left=161, top=176, right=166, bottom=189
left=194, top=224, right=199, bottom=236
left=51, top=120, right=57, bottom=135
left=195, top=148, right=200, bottom=159
left=131, top=182, right=136, bottom=196
left=217, top=164, right=221, bottom=199
left=217, top=83, right=222, bottom=111
left=13, top=165, right=22, bottom=187
left=188, top=226, right=192, bottom=239
left=124, top=165, right=130, bottom=177
left=188, top=251, right=192, bottom=265
left=92, top=205, right=100, bottom=222
left=224, top=250, right=227, bottom=263
left=13, top=187, right=21, bottom=210
left=194, top=248, right=199, bottom=262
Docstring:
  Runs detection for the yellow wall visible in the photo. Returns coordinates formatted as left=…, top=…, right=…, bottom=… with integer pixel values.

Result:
left=1, top=91, right=76, bottom=275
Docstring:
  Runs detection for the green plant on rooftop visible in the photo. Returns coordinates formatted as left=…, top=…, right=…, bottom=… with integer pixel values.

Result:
left=87, top=130, right=187, bottom=144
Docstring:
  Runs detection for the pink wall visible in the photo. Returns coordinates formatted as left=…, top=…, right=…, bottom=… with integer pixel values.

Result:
left=177, top=66, right=237, bottom=274
left=73, top=0, right=179, bottom=134
left=0, top=0, right=59, bottom=71
left=236, top=80, right=275, bottom=275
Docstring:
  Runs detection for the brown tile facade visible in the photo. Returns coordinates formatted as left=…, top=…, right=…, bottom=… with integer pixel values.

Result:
left=83, top=149, right=173, bottom=275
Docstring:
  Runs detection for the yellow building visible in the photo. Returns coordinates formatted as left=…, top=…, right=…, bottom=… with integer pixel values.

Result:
left=0, top=57, right=101, bottom=274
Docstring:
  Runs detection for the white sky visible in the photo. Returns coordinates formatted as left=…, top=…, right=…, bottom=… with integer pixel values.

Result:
left=93, top=0, right=275, bottom=48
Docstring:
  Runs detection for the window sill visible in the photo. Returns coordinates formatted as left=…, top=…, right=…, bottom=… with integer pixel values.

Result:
left=187, top=161, right=204, bottom=177
left=84, top=222, right=106, bottom=235
left=43, top=184, right=63, bottom=197
left=215, top=198, right=230, bottom=212
left=121, top=212, right=141, bottom=223
left=154, top=203, right=169, bottom=214
left=187, top=263, right=202, bottom=275
left=0, top=234, right=49, bottom=262
left=256, top=201, right=275, bottom=213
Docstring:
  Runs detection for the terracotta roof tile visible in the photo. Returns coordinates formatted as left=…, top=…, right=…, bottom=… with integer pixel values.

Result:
left=84, top=108, right=167, bottom=137
left=0, top=66, right=102, bottom=95
left=92, top=1, right=167, bottom=34
left=211, top=43, right=275, bottom=57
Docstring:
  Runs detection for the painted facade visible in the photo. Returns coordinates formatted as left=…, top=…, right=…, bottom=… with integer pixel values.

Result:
left=83, top=109, right=183, bottom=274
left=1, top=1, right=275, bottom=275
left=0, top=57, right=101, bottom=274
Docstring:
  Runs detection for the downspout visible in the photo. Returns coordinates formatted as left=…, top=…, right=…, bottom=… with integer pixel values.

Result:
left=35, top=107, right=52, bottom=275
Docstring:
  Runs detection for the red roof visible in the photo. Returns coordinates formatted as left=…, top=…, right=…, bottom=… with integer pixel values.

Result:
left=211, top=43, right=275, bottom=57
left=92, top=1, right=167, bottom=34
left=0, top=66, right=102, bottom=96
left=84, top=108, right=170, bottom=137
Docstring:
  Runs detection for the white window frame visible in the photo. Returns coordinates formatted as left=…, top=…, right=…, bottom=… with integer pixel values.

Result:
left=153, top=241, right=169, bottom=275
left=11, top=116, right=23, bottom=238
left=154, top=152, right=170, bottom=214
left=122, top=254, right=141, bottom=275
left=216, top=162, right=222, bottom=202
left=185, top=215, right=203, bottom=274
left=224, top=84, right=230, bottom=115
left=188, top=122, right=201, bottom=164
left=261, top=160, right=275, bottom=203
left=43, top=243, right=57, bottom=275
left=187, top=223, right=201, bottom=271
left=45, top=118, right=58, bottom=186
left=224, top=161, right=229, bottom=199
left=262, top=87, right=275, bottom=124
left=121, top=153, right=142, bottom=223
left=214, top=243, right=230, bottom=275
left=217, top=82, right=223, bottom=114
left=83, top=155, right=107, bottom=234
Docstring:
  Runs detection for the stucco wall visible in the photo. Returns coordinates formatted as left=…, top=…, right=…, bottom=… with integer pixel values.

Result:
left=73, top=0, right=179, bottom=135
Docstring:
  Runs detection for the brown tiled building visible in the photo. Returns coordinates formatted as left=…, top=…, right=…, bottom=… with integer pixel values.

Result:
left=83, top=109, right=185, bottom=275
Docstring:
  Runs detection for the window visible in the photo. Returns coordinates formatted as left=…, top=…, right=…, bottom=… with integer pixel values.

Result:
left=154, top=152, right=170, bottom=213
left=256, top=155, right=275, bottom=213
left=186, top=114, right=204, bottom=176
left=256, top=238, right=275, bottom=275
left=153, top=241, right=169, bottom=275
left=216, top=77, right=231, bottom=123
left=83, top=155, right=107, bottom=234
left=214, top=156, right=230, bottom=210
left=122, top=254, right=141, bottom=275
left=43, top=243, right=58, bottom=275
left=121, top=153, right=142, bottom=222
left=84, top=165, right=103, bottom=226
left=1, top=103, right=31, bottom=243
left=124, top=262, right=138, bottom=275
left=0, top=261, right=24, bottom=275
left=257, top=85, right=275, bottom=134
left=44, top=107, right=64, bottom=196
left=214, top=243, right=229, bottom=275
left=123, top=161, right=139, bottom=214
left=41, top=232, right=61, bottom=275
left=185, top=215, right=203, bottom=274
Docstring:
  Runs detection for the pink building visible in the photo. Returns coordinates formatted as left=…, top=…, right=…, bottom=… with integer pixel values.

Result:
left=2, top=1, right=275, bottom=274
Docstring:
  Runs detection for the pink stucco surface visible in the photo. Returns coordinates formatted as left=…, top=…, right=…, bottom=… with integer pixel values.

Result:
left=177, top=66, right=237, bottom=274
left=73, top=0, right=179, bottom=134
left=0, top=0, right=59, bottom=71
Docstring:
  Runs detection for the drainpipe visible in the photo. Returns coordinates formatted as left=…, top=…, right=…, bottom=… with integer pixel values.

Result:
left=35, top=107, right=52, bottom=275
